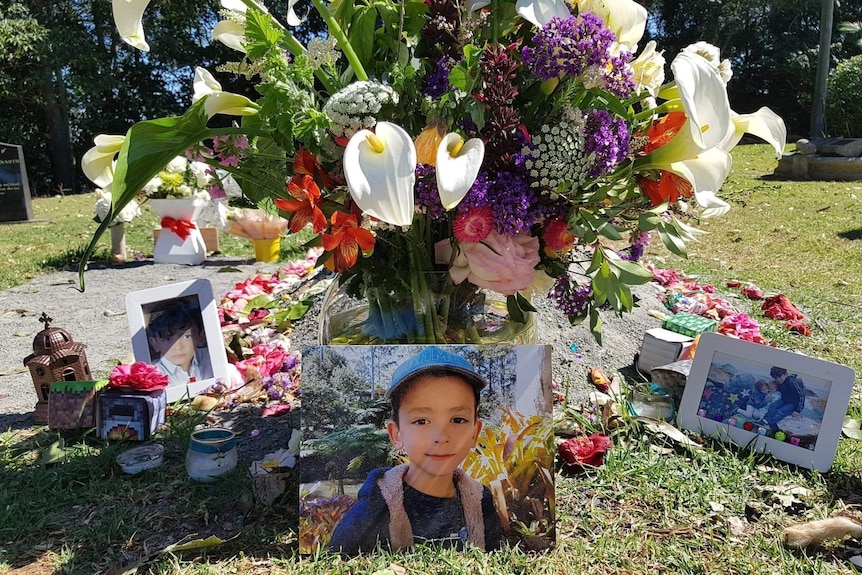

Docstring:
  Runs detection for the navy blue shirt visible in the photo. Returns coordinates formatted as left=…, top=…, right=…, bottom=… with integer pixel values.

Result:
left=330, top=467, right=502, bottom=555
left=778, top=374, right=806, bottom=413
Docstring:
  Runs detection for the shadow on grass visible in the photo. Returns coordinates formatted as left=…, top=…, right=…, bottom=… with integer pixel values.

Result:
left=0, top=415, right=300, bottom=574
left=838, top=228, right=862, bottom=241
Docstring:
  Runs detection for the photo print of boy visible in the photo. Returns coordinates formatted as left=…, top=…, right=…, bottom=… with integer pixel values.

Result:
left=145, top=297, right=213, bottom=388
left=299, top=345, right=555, bottom=556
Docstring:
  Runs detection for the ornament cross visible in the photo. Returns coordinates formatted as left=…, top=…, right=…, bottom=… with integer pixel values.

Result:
left=39, top=312, right=53, bottom=330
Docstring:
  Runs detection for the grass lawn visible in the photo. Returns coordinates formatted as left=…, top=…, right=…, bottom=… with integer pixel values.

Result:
left=1, top=145, right=862, bottom=574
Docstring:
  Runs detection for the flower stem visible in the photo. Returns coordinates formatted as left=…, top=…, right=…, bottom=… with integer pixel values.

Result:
left=309, top=0, right=369, bottom=82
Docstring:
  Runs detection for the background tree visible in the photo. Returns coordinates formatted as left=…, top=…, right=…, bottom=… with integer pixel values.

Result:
left=0, top=0, right=302, bottom=196
left=643, top=0, right=862, bottom=138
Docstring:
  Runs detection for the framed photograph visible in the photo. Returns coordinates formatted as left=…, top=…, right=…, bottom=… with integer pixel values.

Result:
left=126, top=279, right=228, bottom=403
left=678, top=332, right=855, bottom=471
left=298, top=344, right=555, bottom=556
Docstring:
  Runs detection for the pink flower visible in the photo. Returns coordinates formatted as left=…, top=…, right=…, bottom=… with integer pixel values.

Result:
left=234, top=343, right=288, bottom=380
left=453, top=207, right=494, bottom=243
left=435, top=231, right=541, bottom=296
left=718, top=312, right=764, bottom=343
left=558, top=434, right=612, bottom=471
left=108, top=361, right=169, bottom=391
left=648, top=265, right=680, bottom=287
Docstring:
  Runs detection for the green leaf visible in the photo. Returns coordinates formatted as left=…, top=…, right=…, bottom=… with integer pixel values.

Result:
left=589, top=308, right=603, bottom=346
left=507, top=295, right=526, bottom=324
left=592, top=261, right=613, bottom=306
left=349, top=6, right=377, bottom=73
left=638, top=212, right=661, bottom=231
left=618, top=283, right=634, bottom=311
left=330, top=0, right=355, bottom=28
left=585, top=247, right=603, bottom=275
left=516, top=292, right=537, bottom=313
left=244, top=7, right=282, bottom=60
left=285, top=301, right=313, bottom=320
left=449, top=61, right=471, bottom=92
left=607, top=257, right=654, bottom=285
left=657, top=221, right=688, bottom=258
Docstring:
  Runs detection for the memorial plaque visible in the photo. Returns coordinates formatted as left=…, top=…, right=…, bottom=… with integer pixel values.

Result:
left=0, top=142, right=33, bottom=222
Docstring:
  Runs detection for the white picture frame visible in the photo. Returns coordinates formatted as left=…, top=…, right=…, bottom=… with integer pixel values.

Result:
left=125, top=279, right=228, bottom=403
left=678, top=332, right=855, bottom=471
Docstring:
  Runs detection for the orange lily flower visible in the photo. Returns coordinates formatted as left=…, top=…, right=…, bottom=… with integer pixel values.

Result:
left=321, top=211, right=375, bottom=272
left=293, top=148, right=337, bottom=188
left=640, top=111, right=686, bottom=155
left=274, top=174, right=327, bottom=233
left=637, top=171, right=693, bottom=206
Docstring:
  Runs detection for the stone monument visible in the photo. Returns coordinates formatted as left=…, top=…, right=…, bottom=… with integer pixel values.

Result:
left=775, top=138, right=862, bottom=180
left=0, top=142, right=34, bottom=222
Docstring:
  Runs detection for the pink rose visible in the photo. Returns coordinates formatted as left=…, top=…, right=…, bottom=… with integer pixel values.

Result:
left=435, top=231, right=540, bottom=296
left=558, top=434, right=612, bottom=471
left=108, top=361, right=169, bottom=391
left=235, top=343, right=288, bottom=380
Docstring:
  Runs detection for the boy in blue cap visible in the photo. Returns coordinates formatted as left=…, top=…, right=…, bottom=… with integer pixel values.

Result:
left=329, top=347, right=502, bottom=555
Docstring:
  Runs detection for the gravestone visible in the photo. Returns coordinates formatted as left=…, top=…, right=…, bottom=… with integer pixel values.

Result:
left=0, top=142, right=33, bottom=222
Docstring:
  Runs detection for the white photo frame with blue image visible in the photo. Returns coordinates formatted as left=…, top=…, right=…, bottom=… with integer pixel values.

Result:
left=678, top=332, right=855, bottom=471
left=126, top=278, right=228, bottom=403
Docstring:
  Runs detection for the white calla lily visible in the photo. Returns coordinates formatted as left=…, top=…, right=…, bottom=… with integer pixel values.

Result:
left=212, top=20, right=247, bottom=53
left=193, top=67, right=258, bottom=118
left=668, top=148, right=734, bottom=218
left=724, top=107, right=787, bottom=158
left=436, top=133, right=485, bottom=210
left=286, top=0, right=305, bottom=26
left=112, top=0, right=151, bottom=51
left=671, top=51, right=734, bottom=152
left=82, top=134, right=125, bottom=188
left=344, top=122, right=417, bottom=226
left=515, top=0, right=570, bottom=28
left=193, top=67, right=222, bottom=102
left=577, top=0, right=647, bottom=54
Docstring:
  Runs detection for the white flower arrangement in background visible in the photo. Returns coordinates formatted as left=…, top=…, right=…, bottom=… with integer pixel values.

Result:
left=94, top=188, right=140, bottom=227
left=142, top=156, right=212, bottom=201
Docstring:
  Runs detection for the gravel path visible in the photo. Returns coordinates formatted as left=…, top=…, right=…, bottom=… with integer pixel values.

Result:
left=0, top=255, right=667, bottom=432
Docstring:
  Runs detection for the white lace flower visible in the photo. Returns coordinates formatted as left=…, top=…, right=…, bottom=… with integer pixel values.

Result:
left=323, top=81, right=399, bottom=138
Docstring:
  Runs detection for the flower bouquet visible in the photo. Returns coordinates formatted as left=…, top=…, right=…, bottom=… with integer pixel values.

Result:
left=80, top=0, right=786, bottom=344
left=225, top=207, right=289, bottom=262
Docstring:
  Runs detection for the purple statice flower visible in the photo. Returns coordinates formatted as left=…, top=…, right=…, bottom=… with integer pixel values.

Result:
left=584, top=109, right=631, bottom=178
left=551, top=276, right=593, bottom=318
left=460, top=169, right=542, bottom=235
left=603, top=52, right=636, bottom=98
left=619, top=231, right=652, bottom=262
left=415, top=164, right=446, bottom=220
left=521, top=14, right=617, bottom=81
left=424, top=57, right=455, bottom=98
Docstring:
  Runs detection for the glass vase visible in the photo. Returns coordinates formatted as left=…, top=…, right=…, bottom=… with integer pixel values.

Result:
left=318, top=272, right=537, bottom=345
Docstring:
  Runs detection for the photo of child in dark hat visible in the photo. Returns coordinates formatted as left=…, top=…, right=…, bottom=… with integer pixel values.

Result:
left=328, top=347, right=503, bottom=555
left=145, top=297, right=213, bottom=388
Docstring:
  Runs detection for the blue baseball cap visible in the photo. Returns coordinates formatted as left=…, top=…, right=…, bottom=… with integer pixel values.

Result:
left=385, top=347, right=487, bottom=399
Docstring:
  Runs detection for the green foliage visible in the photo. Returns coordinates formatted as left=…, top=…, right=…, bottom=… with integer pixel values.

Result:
left=826, top=55, right=862, bottom=137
